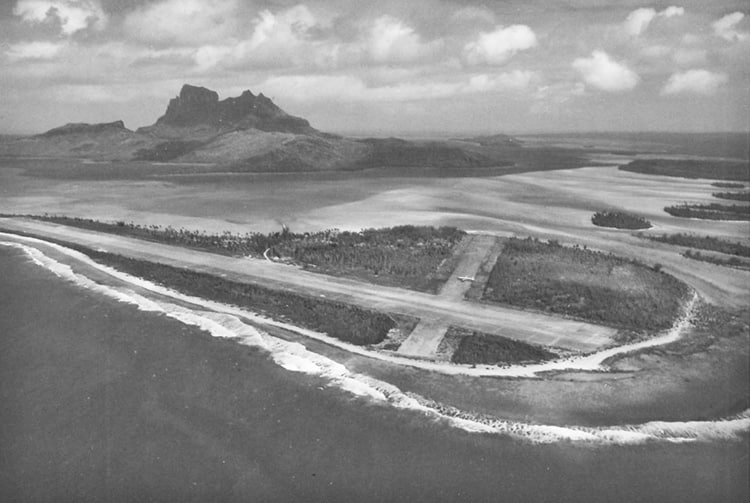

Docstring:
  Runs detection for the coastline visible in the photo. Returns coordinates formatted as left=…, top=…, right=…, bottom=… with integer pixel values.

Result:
left=0, top=230, right=697, bottom=378
left=1, top=232, right=748, bottom=440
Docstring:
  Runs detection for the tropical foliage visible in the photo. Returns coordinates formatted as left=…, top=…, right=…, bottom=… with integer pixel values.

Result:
left=712, top=191, right=750, bottom=202
left=591, top=211, right=652, bottom=229
left=664, top=203, right=750, bottom=220
left=620, top=159, right=749, bottom=181
left=639, top=232, right=750, bottom=257
left=483, top=237, right=690, bottom=331
left=29, top=215, right=465, bottom=291
left=448, top=327, right=557, bottom=365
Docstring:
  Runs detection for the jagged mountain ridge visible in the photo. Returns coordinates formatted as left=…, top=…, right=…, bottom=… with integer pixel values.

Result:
left=138, top=84, right=320, bottom=139
left=40, top=120, right=131, bottom=137
left=1, top=84, right=515, bottom=172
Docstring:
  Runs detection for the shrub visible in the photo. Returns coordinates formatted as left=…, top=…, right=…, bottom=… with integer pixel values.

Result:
left=483, top=237, right=690, bottom=331
left=592, top=211, right=652, bottom=229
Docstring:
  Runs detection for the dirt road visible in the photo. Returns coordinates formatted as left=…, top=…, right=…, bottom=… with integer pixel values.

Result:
left=0, top=217, right=615, bottom=352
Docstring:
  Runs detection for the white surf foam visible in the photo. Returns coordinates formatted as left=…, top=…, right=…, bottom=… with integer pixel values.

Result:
left=2, top=236, right=748, bottom=445
left=0, top=230, right=699, bottom=379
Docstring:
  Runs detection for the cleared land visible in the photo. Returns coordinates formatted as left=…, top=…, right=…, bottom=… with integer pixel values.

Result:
left=483, top=237, right=690, bottom=331
left=0, top=217, right=617, bottom=352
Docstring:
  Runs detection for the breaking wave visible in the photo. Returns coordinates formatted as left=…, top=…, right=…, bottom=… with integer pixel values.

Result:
left=1, top=236, right=748, bottom=445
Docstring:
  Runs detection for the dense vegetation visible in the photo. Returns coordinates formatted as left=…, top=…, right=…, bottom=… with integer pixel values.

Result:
left=664, top=203, right=750, bottom=220
left=483, top=237, right=690, bottom=331
left=10, top=234, right=401, bottom=345
left=712, top=191, right=750, bottom=202
left=26, top=215, right=465, bottom=292
left=711, top=182, right=745, bottom=189
left=591, top=211, right=652, bottom=229
left=619, top=159, right=749, bottom=181
left=447, top=327, right=557, bottom=365
left=639, top=233, right=750, bottom=257
left=683, top=250, right=750, bottom=270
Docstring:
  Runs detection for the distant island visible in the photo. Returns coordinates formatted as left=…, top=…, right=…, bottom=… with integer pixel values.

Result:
left=0, top=84, right=531, bottom=174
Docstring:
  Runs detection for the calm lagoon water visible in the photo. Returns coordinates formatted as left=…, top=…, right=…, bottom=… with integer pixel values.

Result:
left=1, top=246, right=747, bottom=502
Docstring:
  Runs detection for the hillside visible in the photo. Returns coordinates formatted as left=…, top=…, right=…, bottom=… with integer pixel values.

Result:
left=0, top=120, right=155, bottom=160
left=0, top=83, right=529, bottom=173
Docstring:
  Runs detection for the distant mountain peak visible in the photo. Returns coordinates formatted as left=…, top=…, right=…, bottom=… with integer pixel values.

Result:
left=139, top=84, right=316, bottom=138
left=39, top=120, right=130, bottom=137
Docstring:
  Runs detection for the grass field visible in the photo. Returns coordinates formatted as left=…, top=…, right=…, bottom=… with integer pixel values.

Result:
left=483, top=237, right=690, bottom=331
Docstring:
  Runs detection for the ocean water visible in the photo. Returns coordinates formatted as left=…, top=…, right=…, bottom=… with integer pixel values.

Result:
left=1, top=245, right=748, bottom=502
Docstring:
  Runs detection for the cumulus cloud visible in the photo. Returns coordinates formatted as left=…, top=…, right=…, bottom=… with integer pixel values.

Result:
left=712, top=12, right=748, bottom=42
left=572, top=50, right=639, bottom=92
left=367, top=16, right=440, bottom=64
left=463, top=25, right=537, bottom=65
left=661, top=69, right=728, bottom=95
left=5, top=41, right=64, bottom=61
left=194, top=5, right=333, bottom=71
left=13, top=0, right=106, bottom=35
left=623, top=6, right=684, bottom=36
left=123, top=0, right=237, bottom=45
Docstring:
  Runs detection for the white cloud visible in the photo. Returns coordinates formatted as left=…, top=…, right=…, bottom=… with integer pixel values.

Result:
left=661, top=6, right=685, bottom=18
left=623, top=6, right=684, bottom=36
left=367, top=16, right=440, bottom=64
left=624, top=8, right=657, bottom=36
left=123, top=0, right=237, bottom=45
left=13, top=0, right=106, bottom=35
left=194, top=5, right=334, bottom=70
left=572, top=50, right=639, bottom=92
left=712, top=12, right=748, bottom=42
left=248, top=5, right=317, bottom=51
left=661, top=69, right=728, bottom=95
left=5, top=41, right=64, bottom=61
left=463, top=25, right=537, bottom=65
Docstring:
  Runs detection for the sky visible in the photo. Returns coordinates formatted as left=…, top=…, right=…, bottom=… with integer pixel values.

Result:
left=1, top=0, right=748, bottom=135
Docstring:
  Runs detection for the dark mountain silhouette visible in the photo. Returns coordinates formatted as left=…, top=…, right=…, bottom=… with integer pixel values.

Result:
left=1, top=83, right=535, bottom=173
left=39, top=120, right=131, bottom=137
left=137, top=84, right=318, bottom=139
